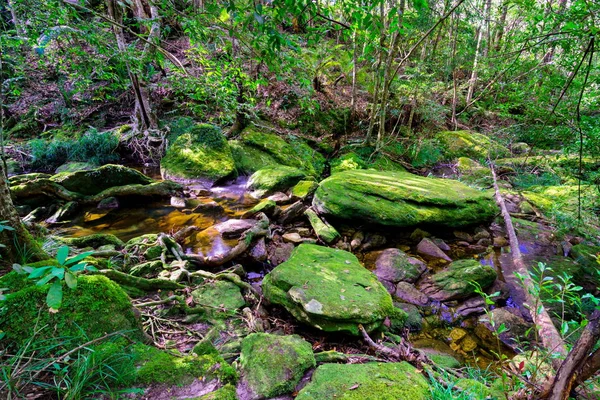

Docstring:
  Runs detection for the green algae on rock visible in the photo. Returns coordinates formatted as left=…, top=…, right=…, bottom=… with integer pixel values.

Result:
left=262, top=244, right=394, bottom=335
left=0, top=275, right=142, bottom=344
left=436, top=130, right=509, bottom=160
left=304, top=208, right=340, bottom=244
left=291, top=180, right=319, bottom=200
left=56, top=233, right=125, bottom=249
left=52, top=164, right=153, bottom=196
left=238, top=333, right=315, bottom=399
left=160, top=124, right=235, bottom=184
left=247, top=165, right=307, bottom=198
left=313, top=170, right=496, bottom=228
left=191, top=280, right=246, bottom=317
left=420, top=259, right=497, bottom=301
left=295, top=362, right=429, bottom=400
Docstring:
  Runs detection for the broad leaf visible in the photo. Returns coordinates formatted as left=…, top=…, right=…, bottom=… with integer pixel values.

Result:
left=64, top=271, right=78, bottom=289
left=65, top=251, right=94, bottom=266
left=36, top=274, right=56, bottom=286
left=47, top=281, right=63, bottom=310
left=56, top=246, right=69, bottom=265
left=28, top=266, right=54, bottom=279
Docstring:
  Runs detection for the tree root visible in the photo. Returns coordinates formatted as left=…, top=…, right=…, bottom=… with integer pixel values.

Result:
left=98, top=269, right=185, bottom=291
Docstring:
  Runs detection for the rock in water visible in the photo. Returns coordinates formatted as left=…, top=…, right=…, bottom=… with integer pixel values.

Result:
left=160, top=123, right=235, bottom=185
left=313, top=170, right=496, bottom=228
left=247, top=165, right=307, bottom=198
left=374, top=248, right=426, bottom=285
left=262, top=244, right=394, bottom=335
left=237, top=333, right=315, bottom=400
left=420, top=259, right=497, bottom=301
left=296, top=362, right=429, bottom=400
left=52, top=164, right=153, bottom=196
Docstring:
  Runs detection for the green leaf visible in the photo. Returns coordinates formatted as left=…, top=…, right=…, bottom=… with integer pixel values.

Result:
left=51, top=267, right=65, bottom=280
left=56, top=246, right=69, bottom=265
left=28, top=266, right=54, bottom=279
left=36, top=274, right=56, bottom=286
left=64, top=271, right=78, bottom=289
left=65, top=251, right=93, bottom=266
left=47, top=281, right=63, bottom=310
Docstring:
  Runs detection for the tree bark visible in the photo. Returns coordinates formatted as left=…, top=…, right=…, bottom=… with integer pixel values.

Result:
left=466, top=1, right=485, bottom=104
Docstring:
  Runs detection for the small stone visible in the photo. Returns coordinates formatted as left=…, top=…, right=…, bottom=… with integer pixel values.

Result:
left=449, top=328, right=468, bottom=342
left=410, top=228, right=431, bottom=242
left=360, top=233, right=387, bottom=251
left=454, top=231, right=473, bottom=242
left=249, top=238, right=268, bottom=263
left=97, top=197, right=119, bottom=209
left=267, top=192, right=291, bottom=204
left=417, top=238, right=452, bottom=263
left=283, top=232, right=303, bottom=243
left=432, top=238, right=451, bottom=251
left=460, top=336, right=478, bottom=352
left=394, top=282, right=429, bottom=306
left=457, top=241, right=470, bottom=247
left=374, top=248, right=427, bottom=284
left=170, top=196, right=187, bottom=208
left=473, top=229, right=490, bottom=240
left=193, top=201, right=224, bottom=213
left=477, top=238, right=492, bottom=246
left=493, top=236, right=508, bottom=247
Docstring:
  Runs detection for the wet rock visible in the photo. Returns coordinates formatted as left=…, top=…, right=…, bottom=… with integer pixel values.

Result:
left=360, top=232, right=387, bottom=251
left=350, top=231, right=364, bottom=251
left=267, top=192, right=291, bottom=204
left=23, top=206, right=50, bottom=224
left=477, top=238, right=492, bottom=246
left=454, top=231, right=473, bottom=242
left=474, top=307, right=531, bottom=353
left=249, top=238, right=267, bottom=263
left=248, top=166, right=306, bottom=198
left=278, top=201, right=306, bottom=224
left=304, top=208, right=340, bottom=244
left=395, top=302, right=422, bottom=332
left=313, top=170, right=497, bottom=228
left=374, top=248, right=426, bottom=285
left=53, top=164, right=153, bottom=196
left=242, top=199, right=277, bottom=218
left=493, top=236, right=508, bottom=247
left=262, top=244, right=394, bottom=335
left=410, top=228, right=431, bottom=242
left=213, top=219, right=256, bottom=238
left=394, top=282, right=430, bottom=306
left=170, top=196, right=187, bottom=208
left=283, top=232, right=303, bottom=244
left=160, top=124, right=235, bottom=184
left=432, top=238, right=451, bottom=251
left=193, top=201, right=224, bottom=213
left=238, top=333, right=315, bottom=400
left=57, top=233, right=125, bottom=249
left=296, top=362, right=429, bottom=400
left=473, top=229, right=490, bottom=240
left=420, top=259, right=497, bottom=301
left=454, top=297, right=486, bottom=318
left=417, top=238, right=452, bottom=263
left=46, top=201, right=78, bottom=224
left=97, top=196, right=119, bottom=209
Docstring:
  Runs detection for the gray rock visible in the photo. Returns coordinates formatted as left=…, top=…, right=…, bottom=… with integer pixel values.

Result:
left=374, top=248, right=426, bottom=284
left=417, top=238, right=452, bottom=262
left=97, top=196, right=119, bottom=209
left=420, top=259, right=497, bottom=301
left=170, top=196, right=187, bottom=208
left=394, top=282, right=430, bottom=306
left=46, top=201, right=78, bottom=224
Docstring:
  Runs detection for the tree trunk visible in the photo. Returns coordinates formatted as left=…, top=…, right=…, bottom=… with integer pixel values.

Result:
left=0, top=163, right=46, bottom=264
left=466, top=1, right=485, bottom=105
left=493, top=1, right=508, bottom=52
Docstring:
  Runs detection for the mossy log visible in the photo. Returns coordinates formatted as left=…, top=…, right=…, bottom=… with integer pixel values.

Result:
left=98, top=269, right=185, bottom=291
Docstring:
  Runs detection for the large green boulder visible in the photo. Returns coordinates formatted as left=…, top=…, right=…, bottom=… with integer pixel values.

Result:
left=420, top=259, right=497, bottom=301
left=238, top=333, right=315, bottom=399
left=231, top=126, right=325, bottom=176
left=313, top=170, right=496, bottom=228
left=160, top=123, right=235, bottom=184
left=247, top=166, right=307, bottom=198
left=436, top=130, right=510, bottom=160
left=0, top=275, right=142, bottom=344
left=295, top=362, right=429, bottom=400
left=262, top=244, right=394, bottom=335
left=191, top=280, right=246, bottom=317
left=51, top=164, right=153, bottom=196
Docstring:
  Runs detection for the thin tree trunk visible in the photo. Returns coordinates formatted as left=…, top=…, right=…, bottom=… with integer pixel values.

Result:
left=7, top=0, right=24, bottom=35
left=466, top=2, right=485, bottom=104
left=490, top=163, right=567, bottom=369
left=482, top=0, right=492, bottom=58
left=366, top=1, right=387, bottom=145
left=351, top=29, right=358, bottom=117
left=494, top=1, right=508, bottom=52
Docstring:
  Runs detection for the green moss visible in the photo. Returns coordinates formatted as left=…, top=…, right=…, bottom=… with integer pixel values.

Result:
left=160, top=124, right=236, bottom=183
left=428, top=353, right=461, bottom=369
left=330, top=152, right=366, bottom=174
left=191, top=280, right=246, bottom=318
left=304, top=208, right=340, bottom=244
left=296, top=362, right=429, bottom=400
left=291, top=180, right=319, bottom=199
left=313, top=170, right=497, bottom=228
left=262, top=244, right=393, bottom=335
left=247, top=166, right=307, bottom=197
left=239, top=333, right=316, bottom=398
left=229, top=140, right=280, bottom=174
left=143, top=245, right=163, bottom=260
left=58, top=233, right=125, bottom=249
left=0, top=275, right=142, bottom=344
left=436, top=130, right=509, bottom=161
left=193, top=384, right=237, bottom=400
left=133, top=344, right=237, bottom=386
left=427, top=259, right=497, bottom=301
left=51, top=164, right=153, bottom=196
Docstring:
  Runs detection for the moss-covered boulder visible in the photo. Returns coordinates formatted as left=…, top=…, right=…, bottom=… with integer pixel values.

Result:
left=51, top=164, right=153, bottom=196
left=134, top=343, right=237, bottom=386
left=238, top=333, right=315, bottom=399
left=0, top=275, right=142, bottom=343
left=296, top=362, right=429, bottom=400
left=291, top=180, right=319, bottom=200
left=55, top=161, right=97, bottom=174
left=262, top=244, right=394, bottom=335
left=247, top=166, right=307, bottom=198
left=235, top=127, right=325, bottom=177
left=57, top=233, right=125, bottom=249
left=160, top=124, right=235, bottom=184
left=330, top=152, right=366, bottom=174
left=313, top=170, right=496, bottom=228
left=436, top=130, right=509, bottom=160
left=420, top=259, right=497, bottom=301
left=191, top=280, right=246, bottom=317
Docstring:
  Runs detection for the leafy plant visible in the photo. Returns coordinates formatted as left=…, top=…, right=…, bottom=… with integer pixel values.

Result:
left=13, top=246, right=96, bottom=310
left=0, top=221, right=15, bottom=257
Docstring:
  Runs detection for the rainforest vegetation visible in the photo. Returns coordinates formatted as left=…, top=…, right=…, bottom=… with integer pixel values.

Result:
left=1, top=0, right=600, bottom=398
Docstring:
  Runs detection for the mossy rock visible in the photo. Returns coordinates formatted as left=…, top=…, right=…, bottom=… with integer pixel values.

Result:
left=568, top=245, right=600, bottom=287
left=191, top=280, right=246, bottom=317
left=262, top=244, right=394, bottom=335
left=51, top=164, right=153, bottom=196
left=193, top=384, right=237, bottom=400
left=313, top=170, right=496, bottom=228
left=436, top=130, right=509, bottom=161
left=230, top=140, right=279, bottom=174
left=420, top=259, right=497, bottom=301
left=55, top=161, right=97, bottom=174
left=160, top=124, right=236, bottom=184
left=291, top=180, right=319, bottom=200
left=455, top=378, right=492, bottom=398
left=134, top=344, right=237, bottom=386
left=247, top=166, right=307, bottom=198
left=295, top=362, right=429, bottom=400
left=238, top=333, right=316, bottom=399
left=57, top=233, right=125, bottom=249
left=0, top=275, right=142, bottom=344
left=330, top=152, right=366, bottom=174
left=456, top=157, right=492, bottom=186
